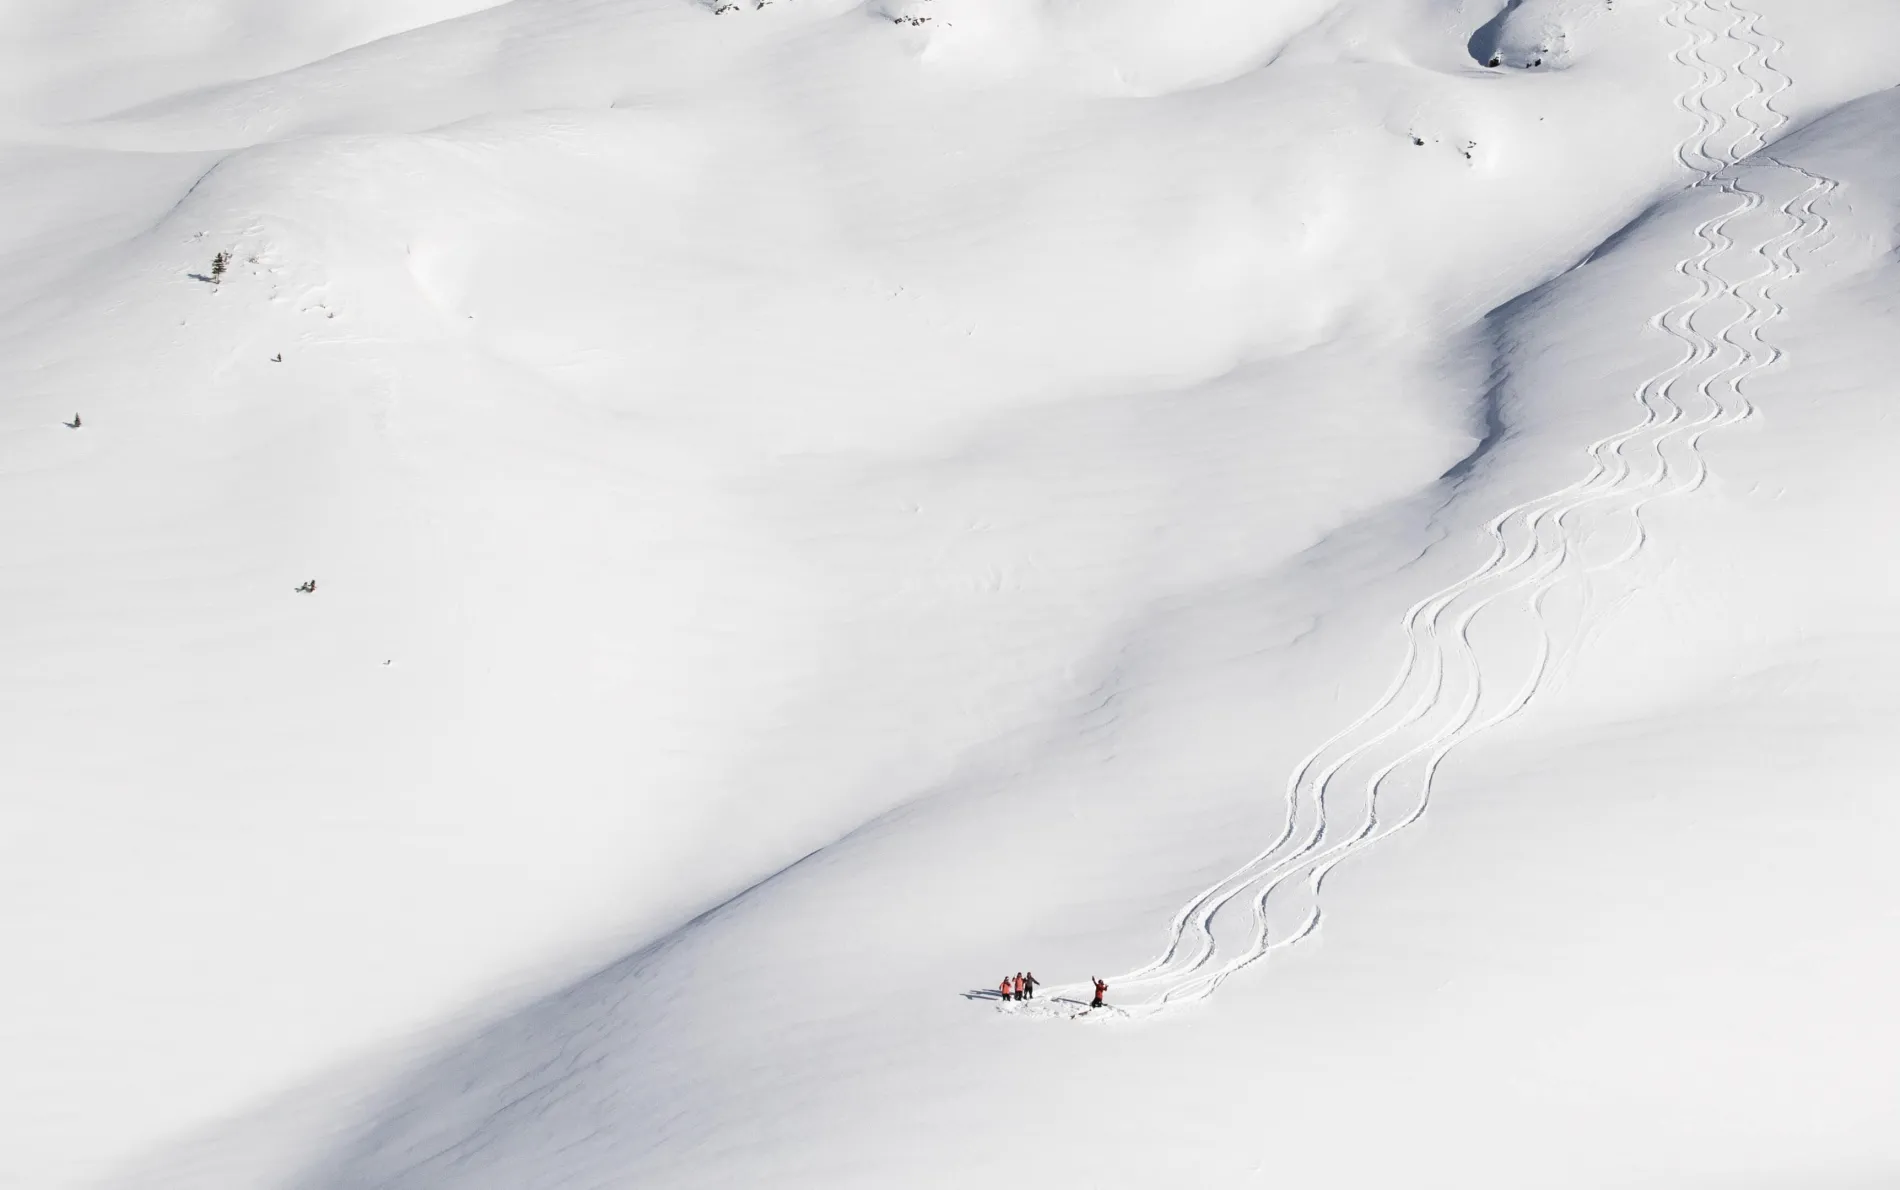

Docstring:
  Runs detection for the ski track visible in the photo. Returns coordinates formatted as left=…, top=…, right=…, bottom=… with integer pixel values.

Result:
left=1074, top=0, right=1838, bottom=1018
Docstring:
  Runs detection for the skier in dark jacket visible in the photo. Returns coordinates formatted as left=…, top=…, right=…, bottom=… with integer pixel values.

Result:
left=1022, top=972, right=1040, bottom=1000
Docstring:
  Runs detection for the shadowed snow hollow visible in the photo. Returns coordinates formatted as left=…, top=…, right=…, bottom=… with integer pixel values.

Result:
left=1469, top=0, right=1610, bottom=69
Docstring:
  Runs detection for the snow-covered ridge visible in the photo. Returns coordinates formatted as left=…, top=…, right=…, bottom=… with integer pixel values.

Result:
left=0, top=0, right=509, bottom=125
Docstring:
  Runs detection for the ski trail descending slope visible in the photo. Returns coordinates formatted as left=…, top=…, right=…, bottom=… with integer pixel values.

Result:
left=1097, top=0, right=1838, bottom=1016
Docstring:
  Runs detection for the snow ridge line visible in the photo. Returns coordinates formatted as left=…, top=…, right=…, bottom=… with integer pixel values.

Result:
left=1089, top=0, right=1834, bottom=1017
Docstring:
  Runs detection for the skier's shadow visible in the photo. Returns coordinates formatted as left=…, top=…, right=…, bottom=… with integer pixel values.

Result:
left=960, top=989, right=1094, bottom=1011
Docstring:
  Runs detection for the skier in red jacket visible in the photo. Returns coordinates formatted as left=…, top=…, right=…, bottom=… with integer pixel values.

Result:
left=998, top=975, right=1014, bottom=1001
left=1090, top=977, right=1108, bottom=1009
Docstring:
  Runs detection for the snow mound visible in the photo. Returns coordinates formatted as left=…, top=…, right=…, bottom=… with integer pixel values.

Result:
left=1469, top=0, right=1609, bottom=69
left=872, top=0, right=1348, bottom=94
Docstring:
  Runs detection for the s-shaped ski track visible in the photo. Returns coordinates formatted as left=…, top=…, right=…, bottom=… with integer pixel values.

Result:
left=1083, top=0, right=1839, bottom=1019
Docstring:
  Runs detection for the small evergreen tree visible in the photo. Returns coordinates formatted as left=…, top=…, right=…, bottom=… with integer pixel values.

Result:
left=211, top=251, right=231, bottom=283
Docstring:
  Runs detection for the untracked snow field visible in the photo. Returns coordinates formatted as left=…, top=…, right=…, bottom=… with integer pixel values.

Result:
left=3, top=0, right=1899, bottom=1186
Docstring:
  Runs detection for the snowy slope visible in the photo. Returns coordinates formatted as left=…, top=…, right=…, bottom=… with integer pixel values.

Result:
left=256, top=83, right=1900, bottom=1189
left=3, top=0, right=1899, bottom=1187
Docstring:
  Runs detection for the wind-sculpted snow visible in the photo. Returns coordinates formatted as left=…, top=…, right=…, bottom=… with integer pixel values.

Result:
left=9, top=0, right=1900, bottom=1185
left=1100, top=0, right=1838, bottom=1015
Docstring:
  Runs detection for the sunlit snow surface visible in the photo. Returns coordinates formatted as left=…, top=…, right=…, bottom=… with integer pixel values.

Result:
left=2, top=0, right=1898, bottom=1187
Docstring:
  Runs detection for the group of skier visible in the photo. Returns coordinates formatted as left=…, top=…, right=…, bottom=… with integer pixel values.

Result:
left=998, top=971, right=1040, bottom=1001
left=994, top=972, right=1110, bottom=1009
